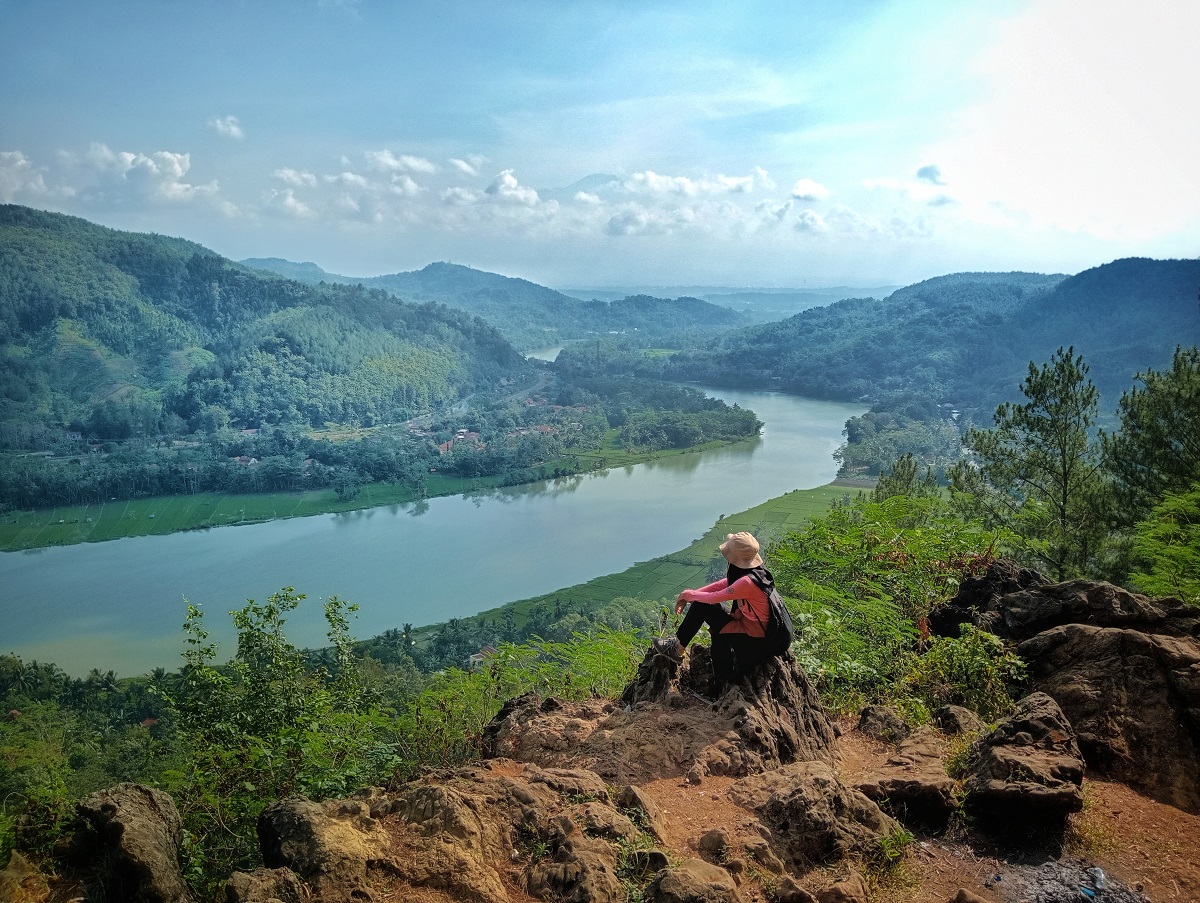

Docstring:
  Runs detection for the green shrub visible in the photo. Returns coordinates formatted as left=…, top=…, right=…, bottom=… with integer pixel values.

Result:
left=897, top=625, right=1025, bottom=721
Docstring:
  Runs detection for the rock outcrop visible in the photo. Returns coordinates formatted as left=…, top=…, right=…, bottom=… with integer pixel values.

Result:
left=0, top=851, right=51, bottom=903
left=855, top=726, right=958, bottom=831
left=730, top=762, right=900, bottom=870
left=932, top=559, right=1200, bottom=812
left=856, top=705, right=911, bottom=743
left=646, top=858, right=741, bottom=903
left=482, top=651, right=835, bottom=784
left=963, top=692, right=1085, bottom=831
left=74, top=782, right=194, bottom=903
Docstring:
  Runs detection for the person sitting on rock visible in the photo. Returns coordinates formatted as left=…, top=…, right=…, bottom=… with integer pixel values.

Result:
left=653, top=531, right=773, bottom=692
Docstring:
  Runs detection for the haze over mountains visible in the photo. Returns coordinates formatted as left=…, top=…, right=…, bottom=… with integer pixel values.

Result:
left=241, top=257, right=744, bottom=351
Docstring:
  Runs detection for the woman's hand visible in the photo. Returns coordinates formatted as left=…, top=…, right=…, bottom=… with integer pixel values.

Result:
left=674, top=593, right=688, bottom=615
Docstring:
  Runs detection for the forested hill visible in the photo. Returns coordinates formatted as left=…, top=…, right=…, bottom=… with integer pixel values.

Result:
left=0, top=205, right=529, bottom=439
left=658, top=259, right=1200, bottom=416
left=242, top=258, right=745, bottom=350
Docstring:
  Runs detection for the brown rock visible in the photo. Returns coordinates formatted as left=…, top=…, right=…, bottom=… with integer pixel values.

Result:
left=964, top=692, right=1085, bottom=831
left=774, top=877, right=818, bottom=903
left=855, top=726, right=959, bottom=831
left=75, top=783, right=194, bottom=903
left=857, top=705, right=910, bottom=743
left=949, top=890, right=988, bottom=903
left=616, top=784, right=668, bottom=842
left=526, top=834, right=625, bottom=903
left=224, top=867, right=305, bottom=903
left=1021, top=623, right=1200, bottom=812
left=0, top=851, right=51, bottom=903
left=933, top=705, right=986, bottom=735
left=817, top=871, right=868, bottom=903
left=731, top=762, right=899, bottom=870
left=647, top=858, right=741, bottom=902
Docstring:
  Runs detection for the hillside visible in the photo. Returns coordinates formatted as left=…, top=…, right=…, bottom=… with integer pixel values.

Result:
left=242, top=257, right=746, bottom=350
left=0, top=205, right=530, bottom=441
left=656, top=260, right=1200, bottom=418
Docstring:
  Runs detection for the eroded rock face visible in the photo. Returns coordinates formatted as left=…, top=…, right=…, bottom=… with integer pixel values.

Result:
left=855, top=726, right=958, bottom=831
left=933, top=705, right=985, bottom=735
left=730, top=762, right=899, bottom=871
left=964, top=692, right=1084, bottom=831
left=856, top=705, right=910, bottom=743
left=255, top=761, right=655, bottom=903
left=0, top=851, right=51, bottom=903
left=647, top=858, right=741, bottom=903
left=482, top=652, right=835, bottom=784
left=75, top=782, right=194, bottom=903
left=224, top=867, right=305, bottom=903
left=1020, top=623, right=1200, bottom=812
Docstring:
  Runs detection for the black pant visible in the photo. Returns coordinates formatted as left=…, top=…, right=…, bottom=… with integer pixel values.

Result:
left=677, top=602, right=769, bottom=689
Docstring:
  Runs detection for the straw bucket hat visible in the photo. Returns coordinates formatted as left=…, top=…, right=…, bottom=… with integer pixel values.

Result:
left=719, top=532, right=763, bottom=568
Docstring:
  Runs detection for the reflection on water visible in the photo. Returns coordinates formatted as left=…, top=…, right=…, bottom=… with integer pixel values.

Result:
left=0, top=388, right=862, bottom=675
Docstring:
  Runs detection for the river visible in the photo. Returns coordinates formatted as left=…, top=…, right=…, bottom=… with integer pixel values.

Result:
left=0, top=389, right=862, bottom=675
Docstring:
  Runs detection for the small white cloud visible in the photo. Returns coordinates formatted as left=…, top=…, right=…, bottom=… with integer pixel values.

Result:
left=790, top=178, right=830, bottom=201
left=218, top=200, right=240, bottom=217
left=485, top=169, right=539, bottom=205
left=325, top=171, right=370, bottom=188
left=390, top=175, right=422, bottom=196
left=450, top=158, right=480, bottom=177
left=916, top=164, right=945, bottom=185
left=756, top=199, right=793, bottom=223
left=0, top=150, right=49, bottom=201
left=80, top=143, right=217, bottom=204
left=209, top=116, right=244, bottom=140
left=574, top=191, right=601, bottom=205
left=264, top=187, right=314, bottom=219
left=754, top=167, right=777, bottom=191
left=273, top=167, right=318, bottom=188
left=794, top=209, right=829, bottom=232
left=441, top=186, right=481, bottom=205
left=625, top=170, right=699, bottom=196
left=366, top=149, right=436, bottom=174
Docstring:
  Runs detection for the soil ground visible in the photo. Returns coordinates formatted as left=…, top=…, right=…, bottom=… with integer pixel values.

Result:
left=638, top=718, right=1200, bottom=902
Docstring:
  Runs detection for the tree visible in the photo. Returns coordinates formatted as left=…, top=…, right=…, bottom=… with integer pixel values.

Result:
left=951, top=347, right=1108, bottom=579
left=873, top=453, right=939, bottom=502
left=1102, top=346, right=1200, bottom=524
left=1129, top=481, right=1200, bottom=606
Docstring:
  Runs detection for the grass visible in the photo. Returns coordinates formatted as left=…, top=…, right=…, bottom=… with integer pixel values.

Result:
left=0, top=434, right=761, bottom=552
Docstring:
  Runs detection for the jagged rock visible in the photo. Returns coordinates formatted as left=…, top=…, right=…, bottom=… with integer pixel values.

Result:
left=931, top=560, right=1199, bottom=643
left=774, top=877, right=818, bottom=903
left=1021, top=622, right=1200, bottom=812
left=933, top=705, right=986, bottom=735
left=730, top=762, right=899, bottom=870
left=817, top=871, right=868, bottom=903
left=855, top=726, right=958, bottom=831
left=224, top=867, right=305, bottom=903
left=622, top=647, right=679, bottom=705
left=856, top=705, right=910, bottom=743
left=75, top=783, right=194, bottom=903
left=0, top=851, right=50, bottom=903
left=679, top=645, right=719, bottom=699
left=480, top=656, right=834, bottom=784
left=647, top=858, right=741, bottom=902
left=964, top=692, right=1084, bottom=830
left=742, top=836, right=784, bottom=873
left=581, top=802, right=639, bottom=842
left=526, top=833, right=625, bottom=902
left=616, top=784, right=668, bottom=842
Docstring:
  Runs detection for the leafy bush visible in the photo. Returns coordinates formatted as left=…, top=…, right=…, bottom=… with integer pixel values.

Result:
left=897, top=625, right=1026, bottom=721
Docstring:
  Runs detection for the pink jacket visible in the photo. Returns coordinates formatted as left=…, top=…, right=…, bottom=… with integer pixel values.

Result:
left=680, top=576, right=770, bottom=637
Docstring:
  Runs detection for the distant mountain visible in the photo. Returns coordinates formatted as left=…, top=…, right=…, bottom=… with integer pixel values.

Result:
left=240, top=258, right=745, bottom=350
left=0, top=205, right=529, bottom=440
left=659, top=260, right=1200, bottom=418
left=561, top=284, right=899, bottom=323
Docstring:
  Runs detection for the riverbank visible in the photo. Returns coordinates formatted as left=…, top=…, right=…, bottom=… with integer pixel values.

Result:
left=417, top=480, right=866, bottom=642
left=0, top=435, right=746, bottom=552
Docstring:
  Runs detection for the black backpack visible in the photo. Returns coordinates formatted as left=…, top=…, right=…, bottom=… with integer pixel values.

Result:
left=748, top=567, right=795, bottom=657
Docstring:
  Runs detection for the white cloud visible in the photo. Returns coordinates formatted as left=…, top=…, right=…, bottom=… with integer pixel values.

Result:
left=208, top=115, right=244, bottom=140
left=450, top=158, right=480, bottom=177
left=794, top=209, right=828, bottom=233
left=273, top=167, right=318, bottom=188
left=264, top=188, right=315, bottom=219
left=389, top=175, right=422, bottom=196
left=325, top=171, right=370, bottom=189
left=485, top=169, right=540, bottom=205
left=756, top=199, right=793, bottom=223
left=0, top=151, right=50, bottom=202
left=79, top=143, right=217, bottom=204
left=574, top=191, right=601, bottom=205
left=790, top=178, right=830, bottom=201
left=441, top=186, right=482, bottom=205
left=365, top=149, right=436, bottom=174
left=625, top=168, right=772, bottom=197
left=754, top=167, right=777, bottom=191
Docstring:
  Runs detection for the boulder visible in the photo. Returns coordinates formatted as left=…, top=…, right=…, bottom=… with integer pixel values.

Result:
left=75, top=783, right=194, bottom=903
left=622, top=647, right=680, bottom=705
left=730, top=762, right=900, bottom=870
left=224, top=867, right=305, bottom=903
left=856, top=705, right=910, bottom=743
left=0, top=851, right=50, bottom=903
left=931, top=560, right=1199, bottom=643
left=526, top=833, right=625, bottom=903
left=616, top=784, right=668, bottom=843
left=855, top=726, right=958, bottom=831
left=817, top=871, right=868, bottom=903
left=1020, top=623, right=1200, bottom=812
left=647, top=858, right=741, bottom=903
left=963, top=692, right=1084, bottom=830
left=933, top=705, right=985, bottom=735
left=481, top=655, right=835, bottom=784
left=774, top=877, right=818, bottom=903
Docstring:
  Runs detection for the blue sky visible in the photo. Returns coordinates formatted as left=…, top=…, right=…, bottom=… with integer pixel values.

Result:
left=2, top=0, right=1197, bottom=287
